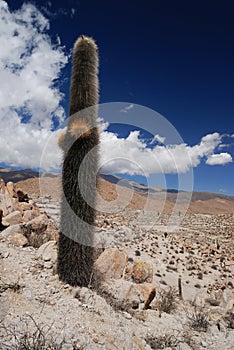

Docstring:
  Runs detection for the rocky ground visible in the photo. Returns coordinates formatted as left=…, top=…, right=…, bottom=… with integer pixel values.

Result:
left=0, top=177, right=233, bottom=349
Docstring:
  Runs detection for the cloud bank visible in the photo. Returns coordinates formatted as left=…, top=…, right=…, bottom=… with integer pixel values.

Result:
left=100, top=129, right=233, bottom=175
left=0, top=1, right=67, bottom=169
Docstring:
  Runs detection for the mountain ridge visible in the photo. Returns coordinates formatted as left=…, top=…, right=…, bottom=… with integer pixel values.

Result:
left=0, top=167, right=233, bottom=206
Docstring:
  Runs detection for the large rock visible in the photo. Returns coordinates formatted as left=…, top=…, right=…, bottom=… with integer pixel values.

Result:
left=4, top=210, right=22, bottom=225
left=132, top=260, right=154, bottom=283
left=22, top=214, right=58, bottom=248
left=44, top=221, right=59, bottom=241
left=125, top=283, right=156, bottom=309
left=22, top=214, right=48, bottom=234
left=23, top=208, right=40, bottom=222
left=6, top=182, right=17, bottom=198
left=0, top=209, right=8, bottom=231
left=2, top=224, right=23, bottom=237
left=99, top=279, right=156, bottom=311
left=8, top=233, right=28, bottom=247
left=94, top=248, right=128, bottom=280
left=0, top=178, right=16, bottom=216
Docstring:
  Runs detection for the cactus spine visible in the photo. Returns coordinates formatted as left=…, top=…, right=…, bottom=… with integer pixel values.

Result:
left=57, top=36, right=99, bottom=287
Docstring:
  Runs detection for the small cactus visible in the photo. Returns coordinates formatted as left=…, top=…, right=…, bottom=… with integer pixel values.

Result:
left=57, top=36, right=100, bottom=287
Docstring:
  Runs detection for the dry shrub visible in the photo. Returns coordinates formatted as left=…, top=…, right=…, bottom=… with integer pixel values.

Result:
left=186, top=306, right=210, bottom=332
left=156, top=287, right=179, bottom=315
left=0, top=278, right=21, bottom=295
left=0, top=315, right=68, bottom=350
left=145, top=332, right=179, bottom=349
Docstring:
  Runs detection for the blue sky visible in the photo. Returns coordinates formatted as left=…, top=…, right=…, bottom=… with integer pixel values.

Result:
left=1, top=0, right=234, bottom=195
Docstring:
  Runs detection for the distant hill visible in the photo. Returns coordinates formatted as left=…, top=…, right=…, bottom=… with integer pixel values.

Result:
left=0, top=168, right=58, bottom=183
left=1, top=167, right=234, bottom=213
left=100, top=173, right=234, bottom=203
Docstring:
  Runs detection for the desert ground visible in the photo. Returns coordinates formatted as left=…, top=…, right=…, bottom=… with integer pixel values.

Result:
left=0, top=171, right=233, bottom=349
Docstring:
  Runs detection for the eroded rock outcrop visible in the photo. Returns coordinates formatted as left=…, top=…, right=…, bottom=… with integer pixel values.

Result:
left=0, top=178, right=59, bottom=248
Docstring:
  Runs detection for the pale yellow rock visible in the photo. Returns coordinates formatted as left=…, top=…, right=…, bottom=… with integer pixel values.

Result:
left=132, top=260, right=153, bottom=283
left=8, top=233, right=28, bottom=247
left=94, top=248, right=128, bottom=280
left=6, top=182, right=17, bottom=198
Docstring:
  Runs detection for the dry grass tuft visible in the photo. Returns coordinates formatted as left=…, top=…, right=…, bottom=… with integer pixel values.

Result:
left=155, top=287, right=179, bottom=315
left=186, top=306, right=210, bottom=332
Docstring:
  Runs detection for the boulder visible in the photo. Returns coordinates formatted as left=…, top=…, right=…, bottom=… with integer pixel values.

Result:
left=21, top=214, right=50, bottom=248
left=23, top=208, right=40, bottom=222
left=8, top=233, right=28, bottom=247
left=19, top=202, right=34, bottom=212
left=132, top=260, right=154, bottom=283
left=22, top=214, right=48, bottom=234
left=94, top=248, right=128, bottom=280
left=0, top=209, right=8, bottom=231
left=2, top=224, right=23, bottom=237
left=99, top=279, right=156, bottom=311
left=0, top=178, right=16, bottom=216
left=6, top=182, right=17, bottom=198
left=44, top=221, right=59, bottom=241
left=125, top=283, right=156, bottom=309
left=4, top=210, right=22, bottom=225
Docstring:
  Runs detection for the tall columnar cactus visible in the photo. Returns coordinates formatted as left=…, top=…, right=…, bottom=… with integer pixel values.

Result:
left=57, top=36, right=99, bottom=286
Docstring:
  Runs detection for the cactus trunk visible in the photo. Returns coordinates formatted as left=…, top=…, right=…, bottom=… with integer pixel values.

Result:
left=57, top=36, right=99, bottom=287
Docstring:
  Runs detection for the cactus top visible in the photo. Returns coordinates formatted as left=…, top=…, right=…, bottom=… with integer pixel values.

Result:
left=69, top=35, right=99, bottom=117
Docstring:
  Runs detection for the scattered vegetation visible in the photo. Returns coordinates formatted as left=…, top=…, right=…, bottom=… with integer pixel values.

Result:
left=0, top=278, right=21, bottom=294
left=0, top=315, right=70, bottom=350
left=145, top=332, right=179, bottom=349
left=186, top=307, right=210, bottom=332
left=155, top=287, right=179, bottom=315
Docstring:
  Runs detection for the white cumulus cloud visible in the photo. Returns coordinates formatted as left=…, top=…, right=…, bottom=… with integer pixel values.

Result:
left=206, top=153, right=233, bottom=165
left=0, top=1, right=68, bottom=169
left=100, top=130, right=233, bottom=175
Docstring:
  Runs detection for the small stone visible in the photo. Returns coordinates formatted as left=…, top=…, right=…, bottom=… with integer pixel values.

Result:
left=122, top=311, right=132, bottom=319
left=44, top=261, right=53, bottom=269
left=49, top=287, right=57, bottom=294
left=72, top=287, right=81, bottom=298
left=37, top=241, right=57, bottom=262
left=197, top=272, right=203, bottom=280
left=1, top=251, right=10, bottom=258
left=201, top=340, right=207, bottom=347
